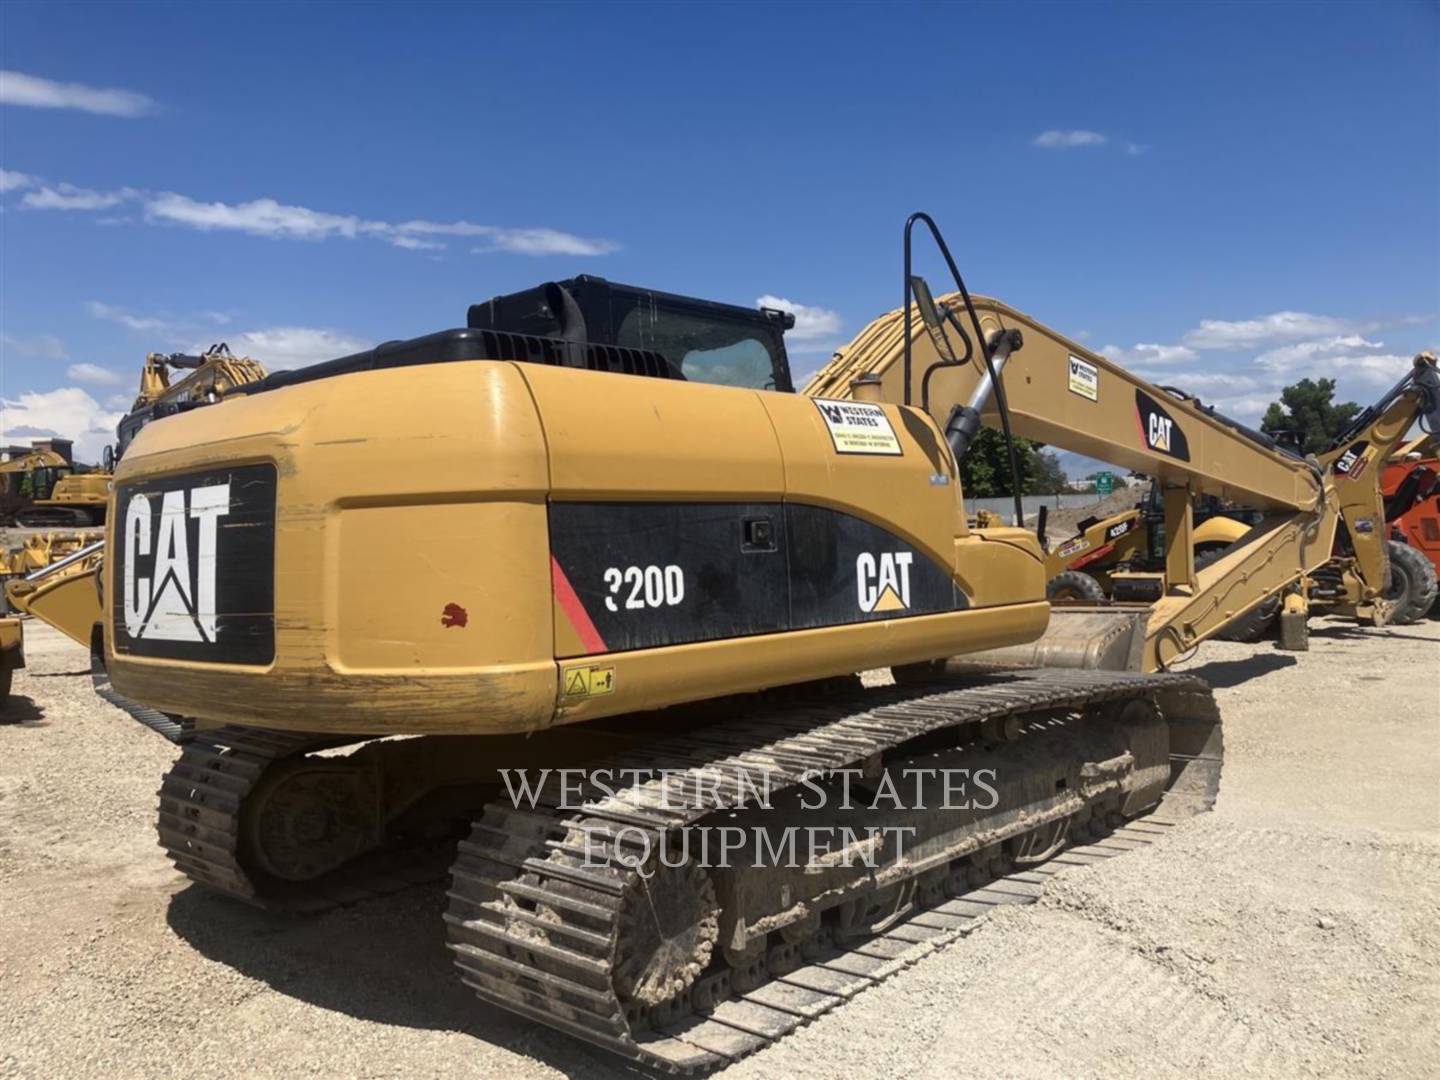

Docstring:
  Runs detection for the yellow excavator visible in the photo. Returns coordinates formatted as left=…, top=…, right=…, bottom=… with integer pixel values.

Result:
left=0, top=442, right=108, bottom=528
left=112, top=344, right=269, bottom=466
left=82, top=217, right=1437, bottom=1067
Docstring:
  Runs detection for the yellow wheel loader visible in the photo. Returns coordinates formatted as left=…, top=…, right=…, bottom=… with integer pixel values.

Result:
left=89, top=217, right=1436, bottom=1069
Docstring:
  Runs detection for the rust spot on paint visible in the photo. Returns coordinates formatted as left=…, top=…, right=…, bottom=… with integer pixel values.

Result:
left=441, top=603, right=468, bottom=629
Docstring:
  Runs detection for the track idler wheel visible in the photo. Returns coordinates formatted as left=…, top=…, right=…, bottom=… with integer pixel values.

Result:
left=242, top=757, right=382, bottom=882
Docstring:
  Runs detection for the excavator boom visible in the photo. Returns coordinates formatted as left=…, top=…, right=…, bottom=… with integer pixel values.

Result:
left=806, top=287, right=1439, bottom=668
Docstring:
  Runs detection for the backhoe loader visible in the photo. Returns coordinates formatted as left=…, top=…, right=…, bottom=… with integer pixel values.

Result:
left=90, top=216, right=1436, bottom=1070
left=1042, top=484, right=1254, bottom=600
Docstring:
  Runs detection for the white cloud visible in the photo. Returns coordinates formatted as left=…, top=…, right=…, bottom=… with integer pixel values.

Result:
left=86, top=300, right=171, bottom=334
left=0, top=168, right=35, bottom=192
left=218, top=327, right=371, bottom=370
left=143, top=192, right=618, bottom=256
left=1254, top=335, right=1383, bottom=374
left=1334, top=354, right=1418, bottom=387
left=0, top=69, right=155, bottom=118
left=1183, top=312, right=1357, bottom=349
left=145, top=193, right=367, bottom=240
left=1142, top=370, right=1262, bottom=394
left=474, top=227, right=619, bottom=257
left=391, top=218, right=617, bottom=255
left=66, top=362, right=125, bottom=386
left=0, top=387, right=125, bottom=462
left=1259, top=346, right=1414, bottom=389
left=5, top=171, right=620, bottom=257
left=0, top=333, right=66, bottom=361
left=391, top=234, right=445, bottom=251
left=22, top=182, right=138, bottom=210
left=1124, top=142, right=1145, bottom=156
left=1099, top=342, right=1198, bottom=366
left=756, top=295, right=842, bottom=341
left=1200, top=393, right=1277, bottom=425
left=1032, top=129, right=1107, bottom=149
left=104, top=393, right=132, bottom=411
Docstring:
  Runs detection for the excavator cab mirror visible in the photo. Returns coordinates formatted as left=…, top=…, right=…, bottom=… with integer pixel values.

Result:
left=101, top=444, right=115, bottom=472
left=909, top=275, right=958, bottom=363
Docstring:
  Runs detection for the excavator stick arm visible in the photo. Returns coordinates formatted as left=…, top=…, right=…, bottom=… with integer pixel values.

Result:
left=808, top=277, right=1440, bottom=668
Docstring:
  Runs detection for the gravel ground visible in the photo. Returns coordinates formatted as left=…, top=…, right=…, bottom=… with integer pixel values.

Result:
left=1, top=615, right=1436, bottom=1079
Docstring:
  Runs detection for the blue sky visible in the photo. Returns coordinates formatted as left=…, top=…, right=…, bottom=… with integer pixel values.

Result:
left=2, top=1, right=1436, bottom=466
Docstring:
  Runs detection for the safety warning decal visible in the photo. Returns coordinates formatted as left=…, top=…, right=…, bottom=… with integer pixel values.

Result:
left=1068, top=355, right=1099, bottom=401
left=813, top=399, right=903, bottom=456
left=1056, top=536, right=1091, bottom=558
left=563, top=663, right=615, bottom=698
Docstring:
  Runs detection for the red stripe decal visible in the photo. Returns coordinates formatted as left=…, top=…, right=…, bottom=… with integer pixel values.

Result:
left=550, top=556, right=607, bottom=654
left=1071, top=542, right=1116, bottom=570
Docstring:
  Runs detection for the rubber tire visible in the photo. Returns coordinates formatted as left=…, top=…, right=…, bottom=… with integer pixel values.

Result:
left=1385, top=540, right=1438, bottom=625
left=1046, top=570, right=1107, bottom=602
left=1215, top=594, right=1283, bottom=642
left=1195, top=548, right=1281, bottom=642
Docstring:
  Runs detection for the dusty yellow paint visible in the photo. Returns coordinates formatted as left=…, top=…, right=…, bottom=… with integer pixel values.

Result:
left=103, top=351, right=1046, bottom=735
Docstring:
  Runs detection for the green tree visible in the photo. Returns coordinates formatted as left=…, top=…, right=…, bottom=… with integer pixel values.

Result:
left=959, top=430, right=1071, bottom=496
left=1259, top=377, right=1361, bottom=454
left=1030, top=449, right=1069, bottom=495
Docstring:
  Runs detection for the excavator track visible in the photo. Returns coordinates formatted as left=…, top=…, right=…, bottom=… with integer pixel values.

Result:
left=445, top=667, right=1221, bottom=1072
left=13, top=508, right=101, bottom=529
left=155, top=726, right=448, bottom=911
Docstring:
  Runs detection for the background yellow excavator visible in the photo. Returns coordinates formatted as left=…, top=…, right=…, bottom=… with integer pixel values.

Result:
left=0, top=346, right=268, bottom=537
left=1, top=346, right=267, bottom=704
left=21, top=215, right=1439, bottom=1066
left=0, top=441, right=108, bottom=528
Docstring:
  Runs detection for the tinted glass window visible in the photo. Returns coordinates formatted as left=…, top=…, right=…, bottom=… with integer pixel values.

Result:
left=615, top=308, right=781, bottom=391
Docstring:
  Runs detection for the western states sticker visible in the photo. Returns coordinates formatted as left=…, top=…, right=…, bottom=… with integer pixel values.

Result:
left=1068, top=355, right=1099, bottom=401
left=813, top=399, right=903, bottom=455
